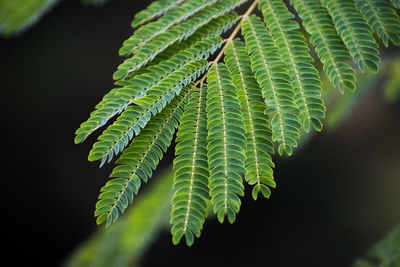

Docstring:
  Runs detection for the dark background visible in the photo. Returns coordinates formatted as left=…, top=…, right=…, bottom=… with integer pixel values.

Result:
left=1, top=1, right=399, bottom=266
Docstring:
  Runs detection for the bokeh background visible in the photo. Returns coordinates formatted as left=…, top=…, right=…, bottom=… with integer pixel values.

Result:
left=1, top=0, right=399, bottom=266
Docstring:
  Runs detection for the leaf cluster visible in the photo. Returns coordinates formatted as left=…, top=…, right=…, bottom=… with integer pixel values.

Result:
left=75, top=0, right=400, bottom=246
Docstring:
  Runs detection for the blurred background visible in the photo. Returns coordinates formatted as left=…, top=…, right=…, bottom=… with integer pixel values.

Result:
left=0, top=0, right=399, bottom=266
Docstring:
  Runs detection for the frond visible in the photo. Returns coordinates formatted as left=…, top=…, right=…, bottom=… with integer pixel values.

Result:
left=73, top=0, right=400, bottom=247
left=242, top=15, right=301, bottom=156
left=321, top=0, right=380, bottom=73
left=354, top=0, right=400, bottom=47
left=94, top=87, right=191, bottom=227
left=206, top=63, right=246, bottom=223
left=124, top=12, right=240, bottom=75
left=391, top=0, right=400, bottom=9
left=88, top=59, right=209, bottom=165
left=74, top=37, right=220, bottom=144
left=259, top=0, right=325, bottom=132
left=353, top=223, right=400, bottom=267
left=224, top=39, right=276, bottom=199
left=130, top=0, right=185, bottom=29
left=171, top=84, right=209, bottom=246
left=120, top=0, right=218, bottom=56
left=0, top=0, right=59, bottom=36
left=291, top=0, right=356, bottom=94
left=114, top=0, right=247, bottom=80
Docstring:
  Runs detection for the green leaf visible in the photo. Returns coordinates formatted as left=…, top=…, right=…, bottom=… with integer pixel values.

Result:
left=206, top=63, right=246, bottom=223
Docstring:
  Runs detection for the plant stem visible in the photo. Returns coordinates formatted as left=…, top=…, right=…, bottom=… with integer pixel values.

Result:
left=197, top=0, right=259, bottom=86
left=212, top=0, right=259, bottom=64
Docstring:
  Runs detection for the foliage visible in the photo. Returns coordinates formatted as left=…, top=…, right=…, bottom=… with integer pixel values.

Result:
left=0, top=0, right=59, bottom=36
left=383, top=60, right=400, bottom=103
left=63, top=168, right=174, bottom=267
left=353, top=223, right=400, bottom=267
left=64, top=56, right=399, bottom=266
left=74, top=0, right=400, bottom=246
left=82, top=0, right=112, bottom=6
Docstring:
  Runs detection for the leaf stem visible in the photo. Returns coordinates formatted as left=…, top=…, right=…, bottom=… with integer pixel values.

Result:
left=212, top=0, right=259, bottom=64
left=196, top=0, right=259, bottom=86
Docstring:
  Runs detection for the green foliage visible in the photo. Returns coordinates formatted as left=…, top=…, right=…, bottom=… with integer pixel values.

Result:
left=0, top=0, right=59, bottom=36
left=242, top=15, right=300, bottom=156
left=63, top=168, right=174, bottom=267
left=354, top=0, right=400, bottom=47
left=113, top=0, right=246, bottom=79
left=87, top=59, right=209, bottom=165
left=130, top=0, right=184, bottom=28
left=322, top=0, right=380, bottom=73
left=391, top=0, right=400, bottom=9
left=353, top=223, right=400, bottom=267
left=95, top=89, right=191, bottom=227
left=82, top=0, right=111, bottom=6
left=206, top=63, right=246, bottom=224
left=74, top=0, right=400, bottom=246
left=224, top=39, right=275, bottom=199
left=120, top=0, right=219, bottom=56
left=384, top=60, right=400, bottom=103
left=259, top=0, right=325, bottom=133
left=171, top=84, right=210, bottom=246
left=292, top=0, right=356, bottom=94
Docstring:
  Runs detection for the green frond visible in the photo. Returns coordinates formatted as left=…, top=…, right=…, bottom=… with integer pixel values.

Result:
left=354, top=0, right=400, bottom=47
left=120, top=0, right=218, bottom=56
left=224, top=39, right=276, bottom=200
left=353, top=223, right=400, bottom=267
left=259, top=0, right=325, bottom=132
left=242, top=15, right=301, bottom=156
left=130, top=0, right=185, bottom=29
left=206, top=63, right=246, bottom=224
left=113, top=0, right=246, bottom=80
left=88, top=59, right=209, bottom=165
left=72, top=0, right=400, bottom=248
left=291, top=0, right=356, bottom=94
left=321, top=0, right=380, bottom=73
left=391, top=0, right=400, bottom=9
left=124, top=12, right=240, bottom=76
left=171, top=84, right=209, bottom=246
left=74, top=37, right=221, bottom=144
left=0, top=0, right=59, bottom=36
left=94, top=87, right=191, bottom=228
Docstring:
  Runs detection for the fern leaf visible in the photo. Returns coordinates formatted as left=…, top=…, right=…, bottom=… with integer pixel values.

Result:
left=259, top=0, right=325, bottom=132
left=171, top=84, right=209, bottom=246
left=120, top=0, right=218, bottom=56
left=88, top=59, right=209, bottom=165
left=114, top=0, right=246, bottom=80
left=206, top=63, right=246, bottom=224
left=130, top=0, right=185, bottom=29
left=291, top=0, right=356, bottom=94
left=354, top=0, right=400, bottom=47
left=322, top=0, right=380, bottom=73
left=95, top=87, right=191, bottom=227
left=75, top=37, right=221, bottom=144
left=242, top=15, right=300, bottom=156
left=224, top=39, right=276, bottom=200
